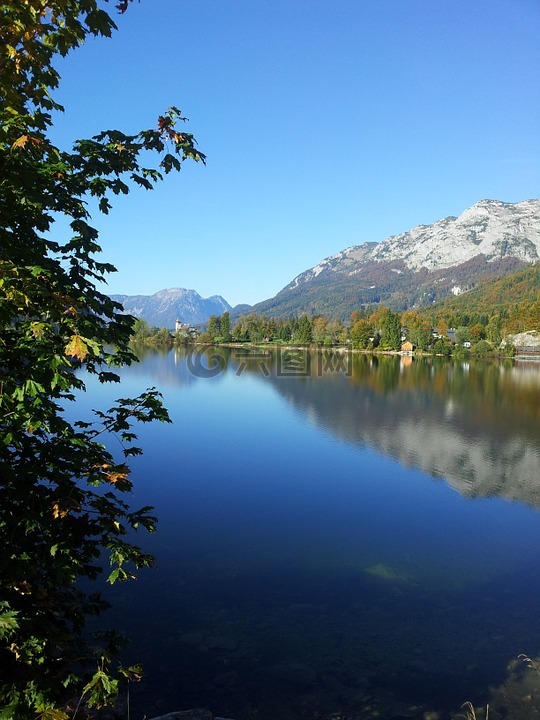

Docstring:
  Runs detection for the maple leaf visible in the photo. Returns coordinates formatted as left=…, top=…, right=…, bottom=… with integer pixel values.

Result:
left=104, top=464, right=130, bottom=486
left=65, top=335, right=88, bottom=360
left=12, top=135, right=30, bottom=150
left=11, top=135, right=43, bottom=152
left=52, top=498, right=81, bottom=519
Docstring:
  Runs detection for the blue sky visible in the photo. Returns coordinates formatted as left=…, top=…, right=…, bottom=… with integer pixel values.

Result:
left=52, top=0, right=540, bottom=307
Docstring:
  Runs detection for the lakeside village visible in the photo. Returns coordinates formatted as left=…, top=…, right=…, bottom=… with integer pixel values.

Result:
left=130, top=308, right=540, bottom=361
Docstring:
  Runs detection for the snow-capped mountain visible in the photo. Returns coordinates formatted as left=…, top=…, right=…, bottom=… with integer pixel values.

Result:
left=293, top=199, right=540, bottom=285
left=111, top=288, right=232, bottom=328
left=252, top=199, right=540, bottom=319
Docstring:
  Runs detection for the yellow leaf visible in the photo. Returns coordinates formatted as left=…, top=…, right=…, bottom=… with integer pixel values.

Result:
left=11, top=135, right=43, bottom=152
left=105, top=466, right=130, bottom=485
left=65, top=335, right=88, bottom=360
left=52, top=498, right=81, bottom=519
left=8, top=643, right=21, bottom=660
left=12, top=135, right=30, bottom=150
left=52, top=502, right=66, bottom=519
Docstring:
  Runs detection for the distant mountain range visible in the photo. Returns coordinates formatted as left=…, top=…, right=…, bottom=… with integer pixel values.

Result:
left=110, top=288, right=232, bottom=328
left=113, top=199, right=540, bottom=326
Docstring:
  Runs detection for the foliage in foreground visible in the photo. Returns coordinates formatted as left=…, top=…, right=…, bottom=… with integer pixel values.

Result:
left=0, top=1, right=204, bottom=716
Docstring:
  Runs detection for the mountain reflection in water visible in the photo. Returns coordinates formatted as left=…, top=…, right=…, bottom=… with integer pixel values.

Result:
left=148, top=347, right=540, bottom=509
left=266, top=353, right=540, bottom=509
left=83, top=348, right=540, bottom=720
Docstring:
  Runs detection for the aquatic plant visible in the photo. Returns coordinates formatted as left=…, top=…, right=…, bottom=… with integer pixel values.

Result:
left=458, top=700, right=489, bottom=720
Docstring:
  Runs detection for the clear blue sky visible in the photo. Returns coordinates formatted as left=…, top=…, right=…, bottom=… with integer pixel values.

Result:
left=52, top=0, right=540, bottom=307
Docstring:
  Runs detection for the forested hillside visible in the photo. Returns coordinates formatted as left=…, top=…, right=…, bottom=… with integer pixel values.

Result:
left=419, top=264, right=540, bottom=333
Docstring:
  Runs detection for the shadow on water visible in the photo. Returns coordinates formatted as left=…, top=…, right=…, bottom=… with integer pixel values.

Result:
left=79, top=348, right=540, bottom=719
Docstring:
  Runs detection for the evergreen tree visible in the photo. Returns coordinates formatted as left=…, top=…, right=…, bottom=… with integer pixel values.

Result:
left=221, top=311, right=231, bottom=341
left=207, top=314, right=221, bottom=339
left=381, top=309, right=402, bottom=349
left=295, top=315, right=313, bottom=345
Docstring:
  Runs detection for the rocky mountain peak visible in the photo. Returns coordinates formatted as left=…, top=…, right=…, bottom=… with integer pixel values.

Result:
left=252, top=198, right=540, bottom=319
left=111, top=288, right=232, bottom=328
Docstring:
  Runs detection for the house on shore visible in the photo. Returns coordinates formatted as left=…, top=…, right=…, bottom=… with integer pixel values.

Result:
left=401, top=341, right=416, bottom=355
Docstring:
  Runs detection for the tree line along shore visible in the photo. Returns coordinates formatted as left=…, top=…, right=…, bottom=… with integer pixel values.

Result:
left=131, top=302, right=540, bottom=359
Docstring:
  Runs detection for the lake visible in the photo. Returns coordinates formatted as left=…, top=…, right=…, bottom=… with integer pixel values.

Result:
left=78, top=348, right=540, bottom=720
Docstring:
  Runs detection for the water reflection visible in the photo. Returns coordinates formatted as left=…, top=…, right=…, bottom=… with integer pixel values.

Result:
left=148, top=347, right=540, bottom=510
left=268, top=353, right=540, bottom=509
left=87, top=348, right=540, bottom=720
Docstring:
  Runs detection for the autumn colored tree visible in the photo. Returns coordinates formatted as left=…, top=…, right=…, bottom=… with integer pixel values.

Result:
left=368, top=306, right=391, bottom=333
left=350, top=319, right=374, bottom=349
left=469, top=323, right=487, bottom=343
left=435, top=317, right=449, bottom=339
left=350, top=308, right=367, bottom=324
left=326, top=318, right=346, bottom=345
left=0, top=1, right=205, bottom=717
left=267, top=316, right=277, bottom=340
left=231, top=313, right=268, bottom=342
left=311, top=316, right=329, bottom=344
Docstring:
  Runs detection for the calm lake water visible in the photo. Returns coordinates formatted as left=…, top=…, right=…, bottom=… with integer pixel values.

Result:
left=77, top=348, right=540, bottom=720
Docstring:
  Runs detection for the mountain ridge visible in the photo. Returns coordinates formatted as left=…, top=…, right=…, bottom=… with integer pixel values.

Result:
left=111, top=288, right=232, bottom=328
left=113, top=199, right=540, bottom=326
left=249, top=198, right=540, bottom=319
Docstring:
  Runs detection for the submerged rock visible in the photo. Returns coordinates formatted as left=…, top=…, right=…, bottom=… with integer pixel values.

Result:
left=364, top=563, right=416, bottom=585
